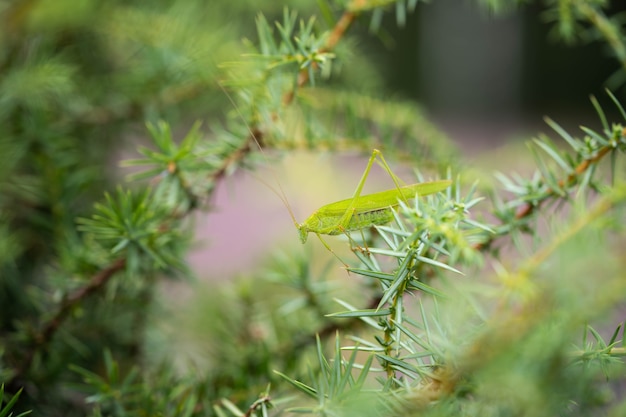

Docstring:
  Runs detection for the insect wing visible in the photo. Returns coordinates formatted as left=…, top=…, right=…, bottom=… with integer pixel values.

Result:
left=315, top=179, right=451, bottom=216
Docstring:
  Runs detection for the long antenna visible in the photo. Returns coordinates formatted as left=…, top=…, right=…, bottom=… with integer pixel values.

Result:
left=215, top=78, right=299, bottom=227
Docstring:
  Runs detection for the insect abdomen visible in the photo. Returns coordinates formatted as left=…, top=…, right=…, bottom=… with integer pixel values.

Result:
left=345, top=207, right=395, bottom=232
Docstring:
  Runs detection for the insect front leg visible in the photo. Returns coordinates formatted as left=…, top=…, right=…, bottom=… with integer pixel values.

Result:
left=334, top=151, right=379, bottom=230
left=334, top=150, right=404, bottom=255
left=315, top=233, right=350, bottom=269
left=335, top=208, right=372, bottom=256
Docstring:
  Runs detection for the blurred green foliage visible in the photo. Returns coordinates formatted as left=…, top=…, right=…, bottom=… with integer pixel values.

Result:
left=2, top=1, right=626, bottom=416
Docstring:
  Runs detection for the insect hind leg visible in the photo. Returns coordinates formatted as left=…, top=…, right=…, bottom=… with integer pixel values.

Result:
left=372, top=150, right=409, bottom=205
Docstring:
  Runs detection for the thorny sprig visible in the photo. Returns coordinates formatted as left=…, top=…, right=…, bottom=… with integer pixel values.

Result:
left=290, top=92, right=626, bottom=408
left=545, top=0, right=626, bottom=79
left=275, top=334, right=377, bottom=415
left=322, top=180, right=489, bottom=385
left=7, top=0, right=363, bottom=395
left=9, top=120, right=257, bottom=387
left=10, top=1, right=626, bottom=414
left=484, top=91, right=626, bottom=251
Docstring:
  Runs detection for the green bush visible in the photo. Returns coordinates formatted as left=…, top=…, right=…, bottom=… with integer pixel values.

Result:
left=2, top=1, right=626, bottom=416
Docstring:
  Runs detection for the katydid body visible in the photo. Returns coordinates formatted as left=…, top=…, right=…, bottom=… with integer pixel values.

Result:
left=296, top=180, right=451, bottom=243
left=293, top=149, right=451, bottom=245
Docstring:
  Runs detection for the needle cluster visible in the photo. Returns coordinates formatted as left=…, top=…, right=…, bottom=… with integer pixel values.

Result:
left=3, top=1, right=626, bottom=417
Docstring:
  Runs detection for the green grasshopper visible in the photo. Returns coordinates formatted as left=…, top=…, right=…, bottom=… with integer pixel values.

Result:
left=290, top=149, right=451, bottom=251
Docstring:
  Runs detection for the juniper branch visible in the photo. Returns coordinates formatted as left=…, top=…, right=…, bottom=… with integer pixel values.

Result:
left=478, top=129, right=621, bottom=250
left=573, top=0, right=626, bottom=73
left=9, top=128, right=257, bottom=385
left=10, top=258, right=126, bottom=386
left=513, top=141, right=612, bottom=218
left=243, top=394, right=272, bottom=417
left=283, top=10, right=357, bottom=105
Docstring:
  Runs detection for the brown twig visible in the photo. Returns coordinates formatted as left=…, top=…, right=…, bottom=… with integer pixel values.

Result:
left=12, top=258, right=126, bottom=384
left=243, top=395, right=272, bottom=417
left=282, top=11, right=358, bottom=105
left=477, top=142, right=615, bottom=250
left=515, top=144, right=612, bottom=219
left=326, top=10, right=357, bottom=52
left=209, top=129, right=261, bottom=184
left=11, top=127, right=259, bottom=384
